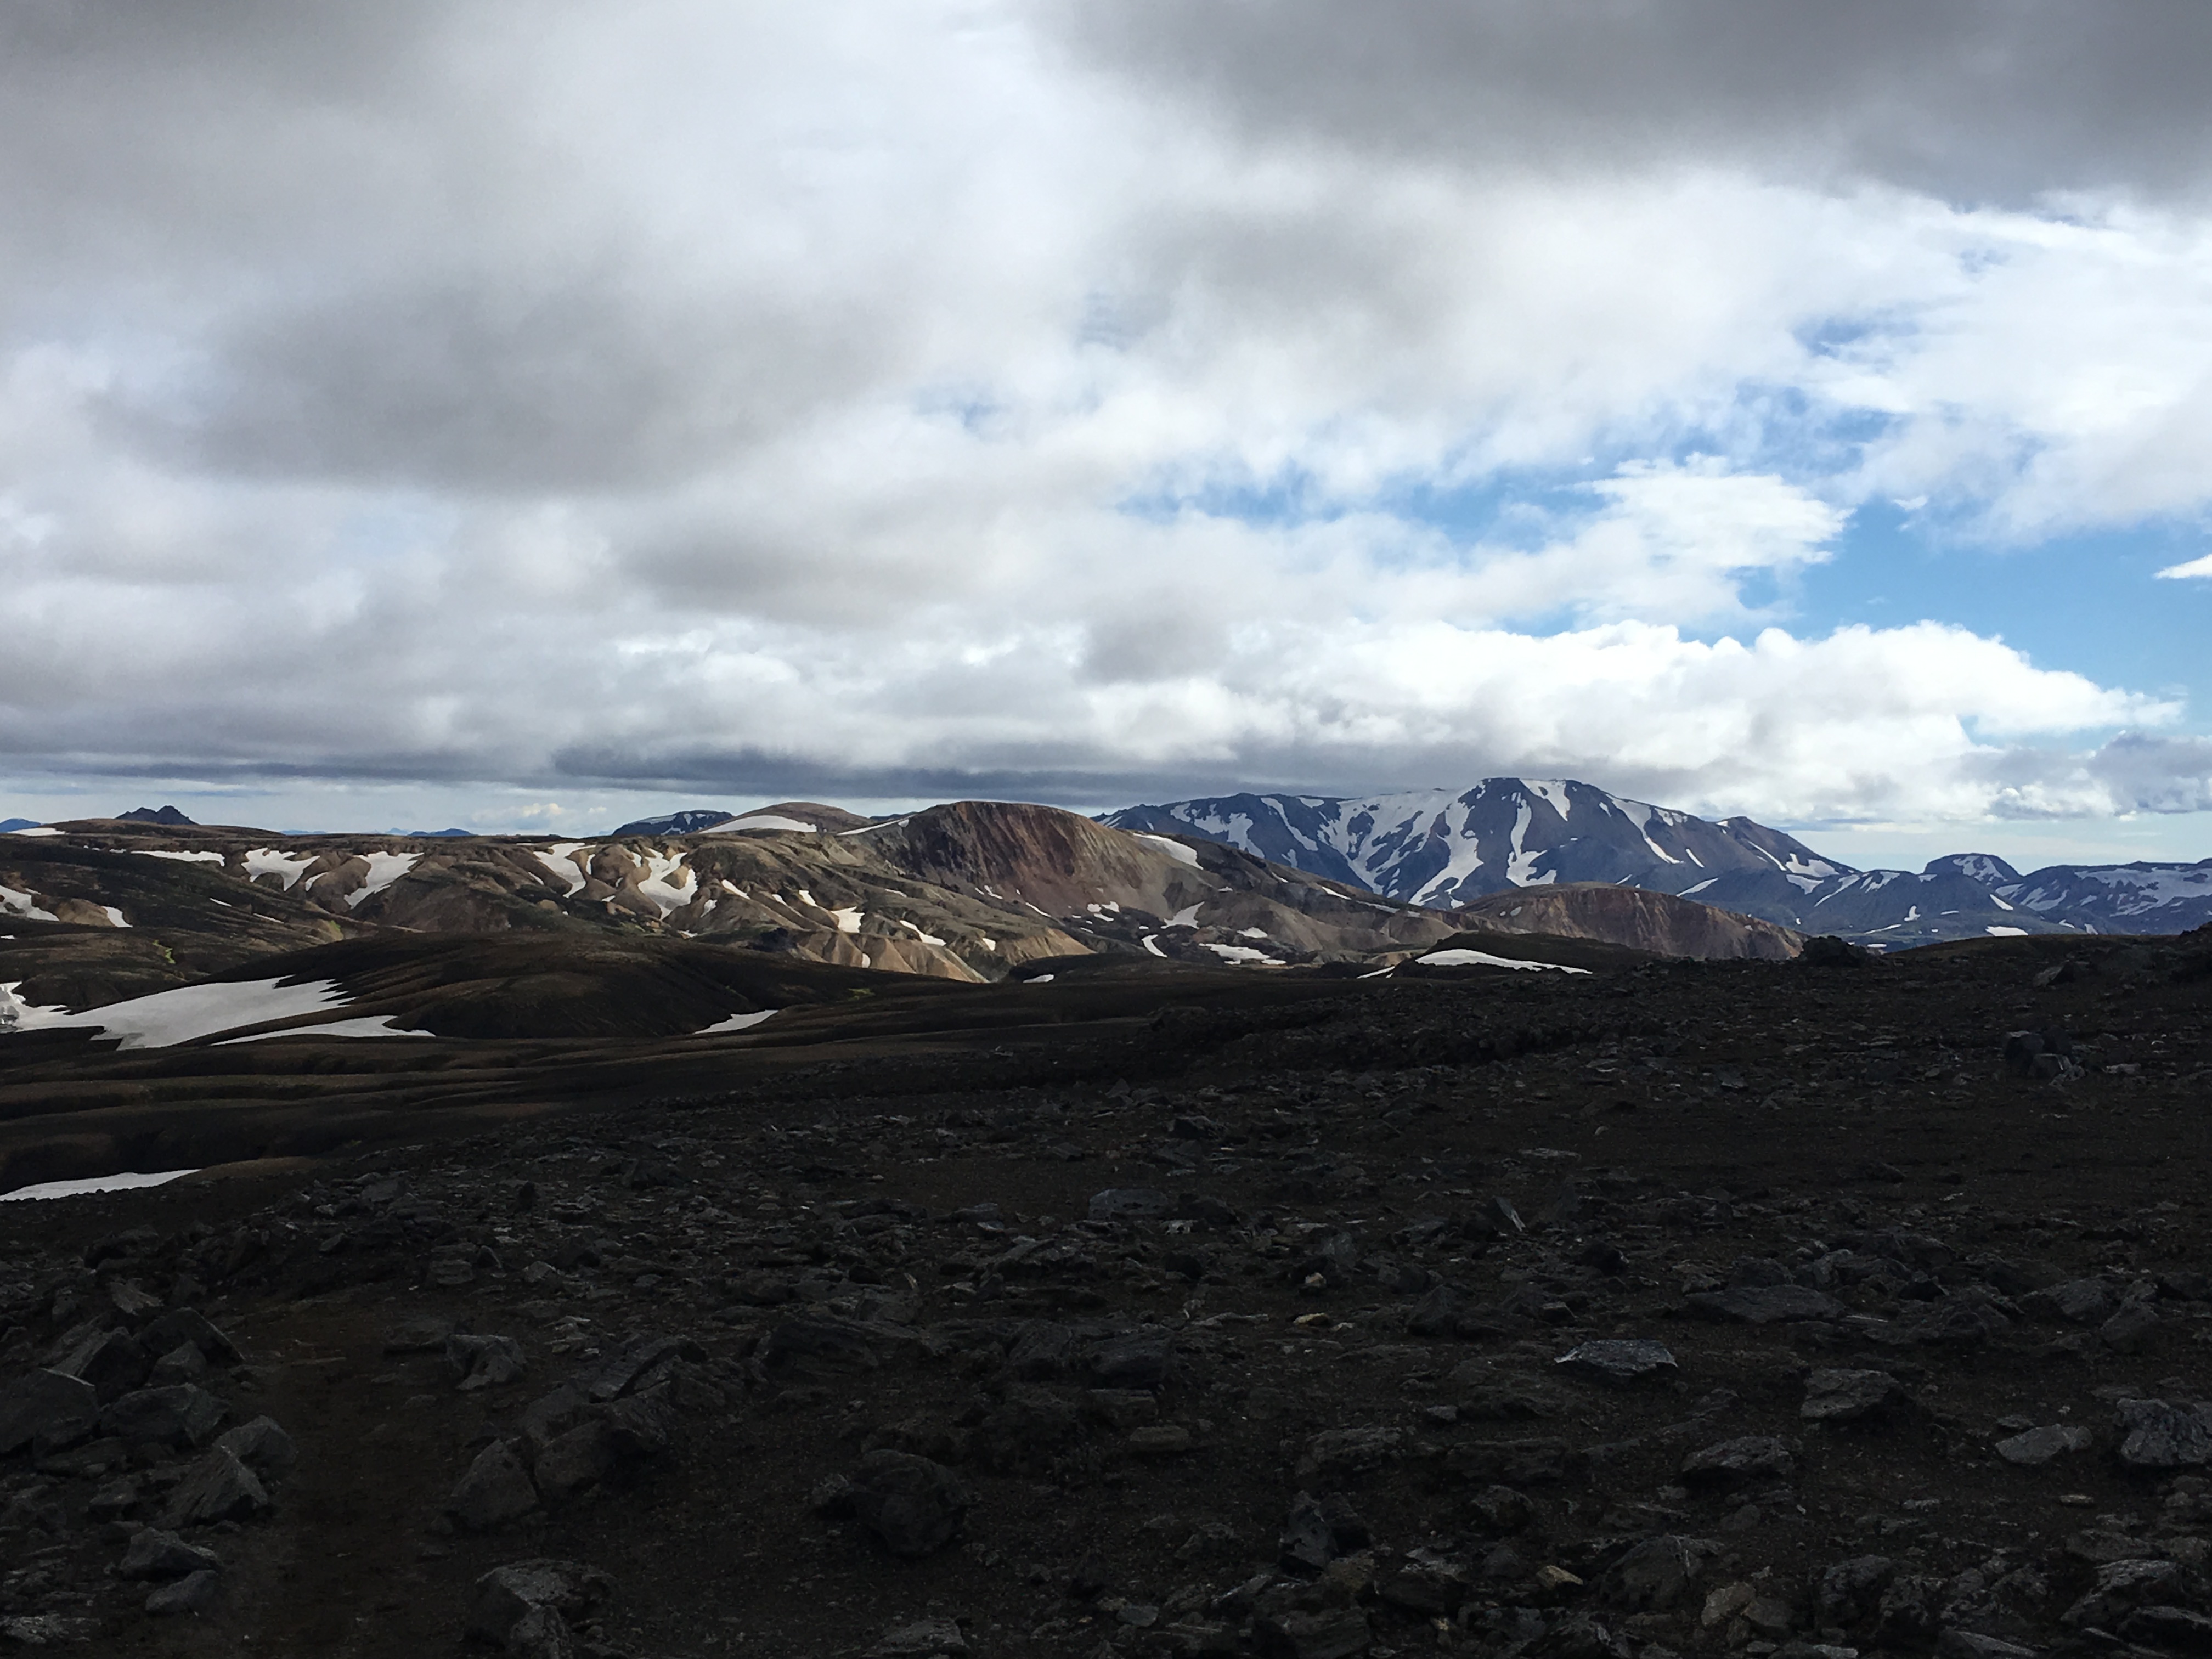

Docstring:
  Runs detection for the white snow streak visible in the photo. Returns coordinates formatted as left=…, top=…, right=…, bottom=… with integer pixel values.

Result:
left=243, top=847, right=320, bottom=889
left=1417, top=949, right=1592, bottom=974
left=693, top=1008, right=780, bottom=1035
left=1, top=1169, right=198, bottom=1201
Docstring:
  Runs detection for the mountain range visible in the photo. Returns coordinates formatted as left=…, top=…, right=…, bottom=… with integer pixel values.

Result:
left=1102, top=780, right=2212, bottom=946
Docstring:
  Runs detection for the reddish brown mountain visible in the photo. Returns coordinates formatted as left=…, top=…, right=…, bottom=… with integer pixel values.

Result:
left=1452, top=881, right=1805, bottom=960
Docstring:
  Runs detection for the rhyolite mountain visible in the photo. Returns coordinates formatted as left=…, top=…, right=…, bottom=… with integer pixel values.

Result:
left=0, top=800, right=1476, bottom=1030
left=1102, top=779, right=2212, bottom=945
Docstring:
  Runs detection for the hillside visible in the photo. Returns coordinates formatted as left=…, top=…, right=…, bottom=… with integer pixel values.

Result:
left=1102, top=780, right=2212, bottom=946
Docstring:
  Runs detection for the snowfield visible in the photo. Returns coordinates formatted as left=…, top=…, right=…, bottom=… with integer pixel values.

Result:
left=1417, top=949, right=1592, bottom=974
left=1, top=977, right=358, bottom=1047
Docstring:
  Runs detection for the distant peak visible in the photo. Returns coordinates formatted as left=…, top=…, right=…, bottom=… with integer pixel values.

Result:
left=117, top=805, right=196, bottom=826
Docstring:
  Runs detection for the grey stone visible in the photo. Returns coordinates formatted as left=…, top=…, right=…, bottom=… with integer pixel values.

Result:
left=148, top=1342, right=207, bottom=1386
left=447, top=1332, right=528, bottom=1392
left=2100, top=1301, right=2159, bottom=1353
left=1253, top=1605, right=1372, bottom=1659
left=136, top=1308, right=239, bottom=1366
left=1994, top=1425, right=2093, bottom=1466
left=1682, top=1436, right=1796, bottom=1487
left=867, top=1617, right=971, bottom=1657
left=119, top=1528, right=222, bottom=1581
left=159, top=1447, right=270, bottom=1528
left=1936, top=1633, right=2039, bottom=1659
left=450, top=1441, right=539, bottom=1532
left=215, top=1415, right=298, bottom=1476
left=533, top=1420, right=622, bottom=1502
left=1802, top=1369, right=1905, bottom=1423
left=847, top=1451, right=972, bottom=1557
left=1816, top=1555, right=1897, bottom=1627
left=1557, top=1340, right=1677, bottom=1385
left=2024, top=1278, right=2113, bottom=1324
left=1685, top=1285, right=1845, bottom=1324
left=50, top=1327, right=150, bottom=1403
left=2115, top=1398, right=2212, bottom=1469
left=1602, top=1534, right=1719, bottom=1612
left=0, top=1615, right=99, bottom=1644
left=145, top=1569, right=221, bottom=1616
left=1086, top=1327, right=1172, bottom=1390
left=99, top=1384, right=225, bottom=1449
left=0, top=1369, right=98, bottom=1455
left=1379, top=1546, right=1474, bottom=1616
left=1296, top=1425, right=1405, bottom=1483
left=381, top=1315, right=454, bottom=1353
left=2064, top=1558, right=2202, bottom=1630
left=1088, top=1187, right=1176, bottom=1222
left=465, top=1559, right=611, bottom=1649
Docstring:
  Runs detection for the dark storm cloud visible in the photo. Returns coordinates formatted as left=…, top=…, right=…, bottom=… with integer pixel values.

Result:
left=1054, top=0, right=2212, bottom=202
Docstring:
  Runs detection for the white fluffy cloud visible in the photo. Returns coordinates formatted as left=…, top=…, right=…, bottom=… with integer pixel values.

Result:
left=1, top=1, right=2209, bottom=833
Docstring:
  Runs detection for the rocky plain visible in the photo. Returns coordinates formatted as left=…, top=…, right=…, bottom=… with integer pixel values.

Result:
left=0, top=925, right=2208, bottom=1659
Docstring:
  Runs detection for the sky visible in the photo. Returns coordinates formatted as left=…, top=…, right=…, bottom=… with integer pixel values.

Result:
left=3, top=1, right=2211, bottom=871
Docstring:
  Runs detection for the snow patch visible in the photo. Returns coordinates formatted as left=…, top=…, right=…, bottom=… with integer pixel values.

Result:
left=636, top=853, right=697, bottom=915
left=4, top=977, right=355, bottom=1047
left=4, top=826, right=61, bottom=837
left=533, top=843, right=591, bottom=898
left=133, top=849, right=223, bottom=864
left=1134, top=833, right=1201, bottom=869
left=1200, top=944, right=1276, bottom=964
left=345, top=851, right=421, bottom=909
left=1165, top=905, right=1202, bottom=928
left=693, top=1008, right=780, bottom=1035
left=1985, top=926, right=2028, bottom=937
left=220, top=1014, right=432, bottom=1043
left=243, top=847, right=320, bottom=890
left=716, top=814, right=816, bottom=833
left=1417, top=949, right=1592, bottom=975
left=896, top=919, right=948, bottom=946
left=1, top=1169, right=198, bottom=1201
left=0, top=887, right=57, bottom=923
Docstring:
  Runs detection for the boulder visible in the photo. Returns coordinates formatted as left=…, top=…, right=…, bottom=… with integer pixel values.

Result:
left=1994, top=1424, right=2093, bottom=1466
left=867, top=1617, right=972, bottom=1658
left=449, top=1440, right=539, bottom=1531
left=136, top=1308, right=240, bottom=1366
left=99, top=1384, right=225, bottom=1450
left=1801, top=1369, right=1905, bottom=1423
left=49, top=1327, right=149, bottom=1403
left=846, top=1451, right=972, bottom=1557
left=465, top=1559, right=611, bottom=1650
left=159, top=1447, right=271, bottom=1528
left=0, top=1369, right=98, bottom=1455
left=119, top=1528, right=222, bottom=1581
left=1685, top=1286, right=1844, bottom=1325
left=1681, top=1436, right=1795, bottom=1487
left=447, top=1333, right=528, bottom=1392
left=2115, top=1398, right=2212, bottom=1469
left=216, top=1415, right=298, bottom=1476
left=1601, top=1534, right=1719, bottom=1611
left=1556, top=1340, right=1677, bottom=1385
left=145, top=1570, right=221, bottom=1616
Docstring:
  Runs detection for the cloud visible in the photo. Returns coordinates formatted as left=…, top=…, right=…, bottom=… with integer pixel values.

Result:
left=2157, top=552, right=2212, bottom=580
left=0, top=3, right=2209, bottom=836
left=1050, top=0, right=2212, bottom=206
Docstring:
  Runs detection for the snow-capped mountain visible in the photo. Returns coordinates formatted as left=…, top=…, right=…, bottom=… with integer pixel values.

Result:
left=1103, top=781, right=2212, bottom=946
left=1102, top=780, right=1847, bottom=910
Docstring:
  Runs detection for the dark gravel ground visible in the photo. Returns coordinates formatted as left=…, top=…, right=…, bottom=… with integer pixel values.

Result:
left=0, top=928, right=2207, bottom=1659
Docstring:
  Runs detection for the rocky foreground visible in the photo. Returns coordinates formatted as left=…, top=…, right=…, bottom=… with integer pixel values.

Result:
left=0, top=932, right=2208, bottom=1658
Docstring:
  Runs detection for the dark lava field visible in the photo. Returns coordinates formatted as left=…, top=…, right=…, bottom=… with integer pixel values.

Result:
left=0, top=927, right=2209, bottom=1659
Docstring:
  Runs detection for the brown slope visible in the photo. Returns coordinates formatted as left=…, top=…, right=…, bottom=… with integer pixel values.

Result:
left=1452, top=880, right=1805, bottom=960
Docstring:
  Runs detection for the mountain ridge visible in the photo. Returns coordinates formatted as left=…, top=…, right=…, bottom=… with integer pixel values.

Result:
left=1102, top=778, right=2212, bottom=945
